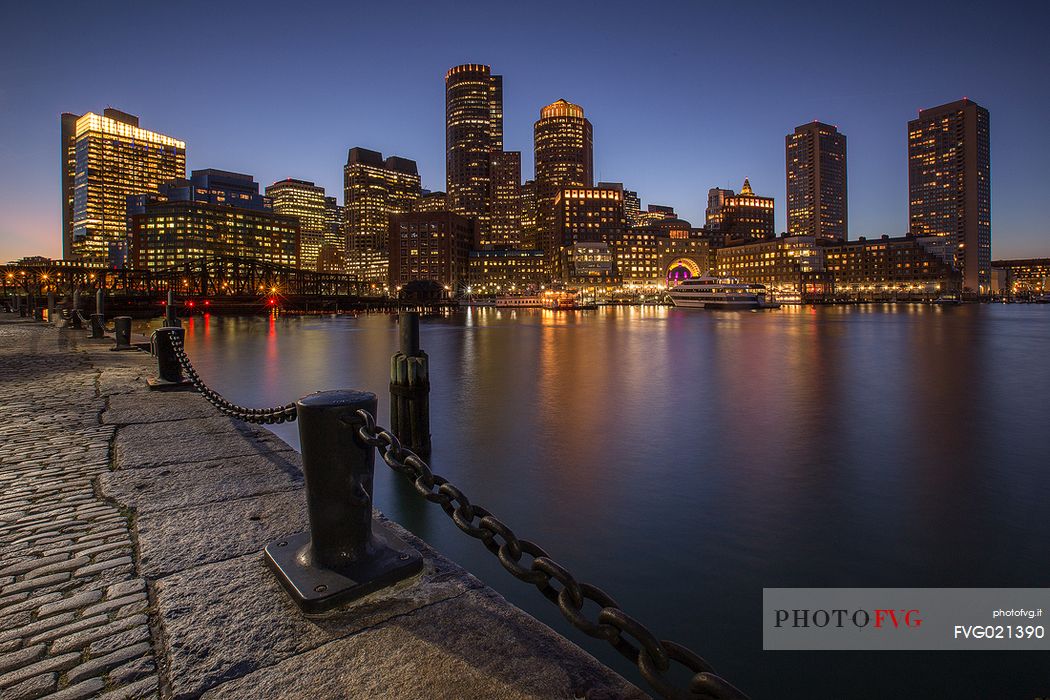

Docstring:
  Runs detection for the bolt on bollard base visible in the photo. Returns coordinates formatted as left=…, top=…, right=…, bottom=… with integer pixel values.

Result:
left=265, top=390, right=423, bottom=615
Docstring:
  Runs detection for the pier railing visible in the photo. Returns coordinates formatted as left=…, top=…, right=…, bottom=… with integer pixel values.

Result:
left=148, top=318, right=747, bottom=700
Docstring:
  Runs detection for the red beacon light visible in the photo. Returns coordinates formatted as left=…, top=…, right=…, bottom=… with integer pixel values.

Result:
left=187, top=301, right=196, bottom=308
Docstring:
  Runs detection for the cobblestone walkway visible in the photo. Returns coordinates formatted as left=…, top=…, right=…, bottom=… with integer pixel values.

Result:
left=0, top=321, right=159, bottom=700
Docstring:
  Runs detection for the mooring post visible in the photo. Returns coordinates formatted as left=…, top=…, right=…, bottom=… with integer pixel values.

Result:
left=265, top=390, right=423, bottom=614
left=31, top=293, right=43, bottom=321
left=46, top=291, right=56, bottom=324
left=89, top=289, right=105, bottom=338
left=69, top=291, right=82, bottom=329
left=147, top=327, right=190, bottom=389
left=390, top=311, right=431, bottom=461
left=164, top=290, right=180, bottom=327
left=18, top=295, right=26, bottom=317
left=112, top=316, right=133, bottom=351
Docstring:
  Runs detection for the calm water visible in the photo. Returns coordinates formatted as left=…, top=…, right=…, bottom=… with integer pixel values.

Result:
left=165, top=305, right=1050, bottom=699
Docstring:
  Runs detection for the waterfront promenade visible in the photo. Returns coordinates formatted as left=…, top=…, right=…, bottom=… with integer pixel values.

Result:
left=0, top=316, right=644, bottom=699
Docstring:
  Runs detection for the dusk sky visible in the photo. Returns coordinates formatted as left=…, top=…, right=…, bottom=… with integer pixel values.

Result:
left=1, top=0, right=1047, bottom=261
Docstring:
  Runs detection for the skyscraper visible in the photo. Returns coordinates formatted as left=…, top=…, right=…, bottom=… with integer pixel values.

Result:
left=597, top=182, right=641, bottom=227
left=343, top=147, right=421, bottom=281
left=721, top=179, right=775, bottom=242
left=908, top=98, right=991, bottom=293
left=705, top=187, right=734, bottom=231
left=445, top=64, right=503, bottom=235
left=265, top=179, right=327, bottom=270
left=62, top=109, right=185, bottom=262
left=534, top=99, right=593, bottom=259
left=786, top=121, right=848, bottom=241
left=488, top=150, right=522, bottom=248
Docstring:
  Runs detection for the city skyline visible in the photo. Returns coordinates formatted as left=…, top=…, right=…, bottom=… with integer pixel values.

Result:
left=1, top=0, right=1048, bottom=261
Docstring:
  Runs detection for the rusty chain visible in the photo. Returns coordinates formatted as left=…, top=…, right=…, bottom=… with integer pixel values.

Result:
left=167, top=332, right=298, bottom=425
left=354, top=408, right=748, bottom=700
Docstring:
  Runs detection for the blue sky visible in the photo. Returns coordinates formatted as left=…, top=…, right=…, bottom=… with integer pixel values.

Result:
left=1, top=0, right=1047, bottom=260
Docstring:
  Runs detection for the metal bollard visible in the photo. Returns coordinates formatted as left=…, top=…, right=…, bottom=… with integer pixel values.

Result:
left=96, top=288, right=105, bottom=318
left=47, top=291, right=56, bottom=324
left=390, top=311, right=431, bottom=461
left=18, top=295, right=27, bottom=317
left=147, top=327, right=190, bottom=389
left=111, top=316, right=134, bottom=351
left=265, top=390, right=423, bottom=614
left=69, top=291, right=83, bottom=329
left=89, top=313, right=105, bottom=338
left=163, top=290, right=180, bottom=327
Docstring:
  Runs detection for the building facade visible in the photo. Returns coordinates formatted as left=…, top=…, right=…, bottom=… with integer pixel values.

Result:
left=716, top=235, right=828, bottom=300
left=786, top=121, right=847, bottom=240
left=721, top=179, right=775, bottom=242
left=534, top=99, right=593, bottom=258
left=413, top=191, right=448, bottom=212
left=129, top=170, right=298, bottom=270
left=265, top=178, right=327, bottom=271
left=445, top=64, right=503, bottom=236
left=468, top=249, right=548, bottom=295
left=990, top=258, right=1050, bottom=296
left=823, top=235, right=960, bottom=297
left=63, top=109, right=186, bottom=263
left=552, top=187, right=625, bottom=282
left=488, top=150, right=523, bottom=248
left=343, top=147, right=421, bottom=281
left=388, top=211, right=477, bottom=293
left=705, top=187, right=734, bottom=231
left=908, top=98, right=991, bottom=293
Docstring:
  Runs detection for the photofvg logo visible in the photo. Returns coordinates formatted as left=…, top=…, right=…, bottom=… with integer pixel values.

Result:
left=774, top=608, right=922, bottom=630
left=763, top=588, right=1050, bottom=651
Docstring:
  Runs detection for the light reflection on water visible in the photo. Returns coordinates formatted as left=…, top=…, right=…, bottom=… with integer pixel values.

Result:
left=152, top=305, right=1050, bottom=699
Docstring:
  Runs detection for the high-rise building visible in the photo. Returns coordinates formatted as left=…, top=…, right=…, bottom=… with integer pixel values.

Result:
left=488, top=150, right=522, bottom=248
left=62, top=109, right=185, bottom=262
left=597, top=183, right=641, bottom=228
left=786, top=121, right=848, bottom=241
left=413, top=191, right=448, bottom=212
left=445, top=64, right=503, bottom=235
left=388, top=211, right=478, bottom=293
left=520, top=179, right=538, bottom=248
left=635, top=204, right=677, bottom=227
left=705, top=188, right=734, bottom=231
left=343, top=147, right=421, bottom=281
left=721, top=179, right=775, bottom=242
left=908, top=98, right=991, bottom=293
left=534, top=99, right=593, bottom=258
left=129, top=170, right=298, bottom=270
left=552, top=186, right=625, bottom=279
left=265, top=179, right=327, bottom=270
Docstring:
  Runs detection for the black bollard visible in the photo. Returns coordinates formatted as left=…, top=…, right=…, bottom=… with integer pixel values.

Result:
left=89, top=313, right=105, bottom=338
left=265, top=390, right=423, bottom=614
left=69, top=291, right=83, bottom=329
left=111, top=316, right=134, bottom=351
left=96, top=288, right=105, bottom=318
left=164, top=290, right=180, bottom=327
left=47, top=291, right=56, bottom=324
left=390, top=312, right=431, bottom=461
left=147, top=327, right=191, bottom=389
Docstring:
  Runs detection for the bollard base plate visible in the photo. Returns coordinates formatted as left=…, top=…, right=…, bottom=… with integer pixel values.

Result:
left=264, top=524, right=424, bottom=615
left=146, top=377, right=193, bottom=391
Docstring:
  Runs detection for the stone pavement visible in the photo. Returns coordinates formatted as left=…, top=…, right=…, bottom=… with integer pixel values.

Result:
left=0, top=317, right=645, bottom=700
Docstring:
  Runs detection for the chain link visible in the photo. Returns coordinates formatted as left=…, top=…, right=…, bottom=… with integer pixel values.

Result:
left=355, top=408, right=748, bottom=700
left=166, top=332, right=297, bottom=425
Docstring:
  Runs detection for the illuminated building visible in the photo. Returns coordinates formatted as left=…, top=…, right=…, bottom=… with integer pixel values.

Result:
left=62, top=109, right=185, bottom=263
left=823, top=235, right=960, bottom=298
left=635, top=204, right=677, bottom=227
left=786, top=122, right=847, bottom=240
left=716, top=235, right=829, bottom=300
left=468, top=249, right=548, bottom=295
left=488, top=150, right=523, bottom=248
left=990, top=258, right=1050, bottom=296
left=560, top=242, right=618, bottom=287
left=534, top=99, right=593, bottom=258
left=598, top=183, right=641, bottom=228
left=908, top=98, right=991, bottom=294
left=129, top=170, right=298, bottom=270
left=612, top=218, right=709, bottom=287
left=413, top=191, right=448, bottom=212
left=265, top=179, right=327, bottom=270
left=705, top=188, right=734, bottom=231
left=388, top=211, right=478, bottom=293
left=520, top=179, right=538, bottom=248
left=317, top=196, right=346, bottom=273
left=552, top=187, right=625, bottom=282
left=445, top=64, right=503, bottom=236
left=344, top=147, right=421, bottom=281
left=721, top=179, right=775, bottom=242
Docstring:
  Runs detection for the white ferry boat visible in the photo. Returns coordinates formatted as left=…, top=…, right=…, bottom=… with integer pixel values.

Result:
left=668, top=275, right=778, bottom=309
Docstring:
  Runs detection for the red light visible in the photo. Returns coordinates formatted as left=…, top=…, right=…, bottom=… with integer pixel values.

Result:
left=204, top=300, right=210, bottom=306
left=161, top=300, right=166, bottom=306
left=268, top=298, right=276, bottom=306
left=187, top=301, right=195, bottom=308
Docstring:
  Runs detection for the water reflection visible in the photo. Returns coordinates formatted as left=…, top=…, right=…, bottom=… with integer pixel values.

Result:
left=162, top=305, right=1050, bottom=699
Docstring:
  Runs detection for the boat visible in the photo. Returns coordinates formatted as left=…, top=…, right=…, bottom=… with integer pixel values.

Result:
left=668, top=275, right=779, bottom=310
left=543, top=291, right=578, bottom=310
